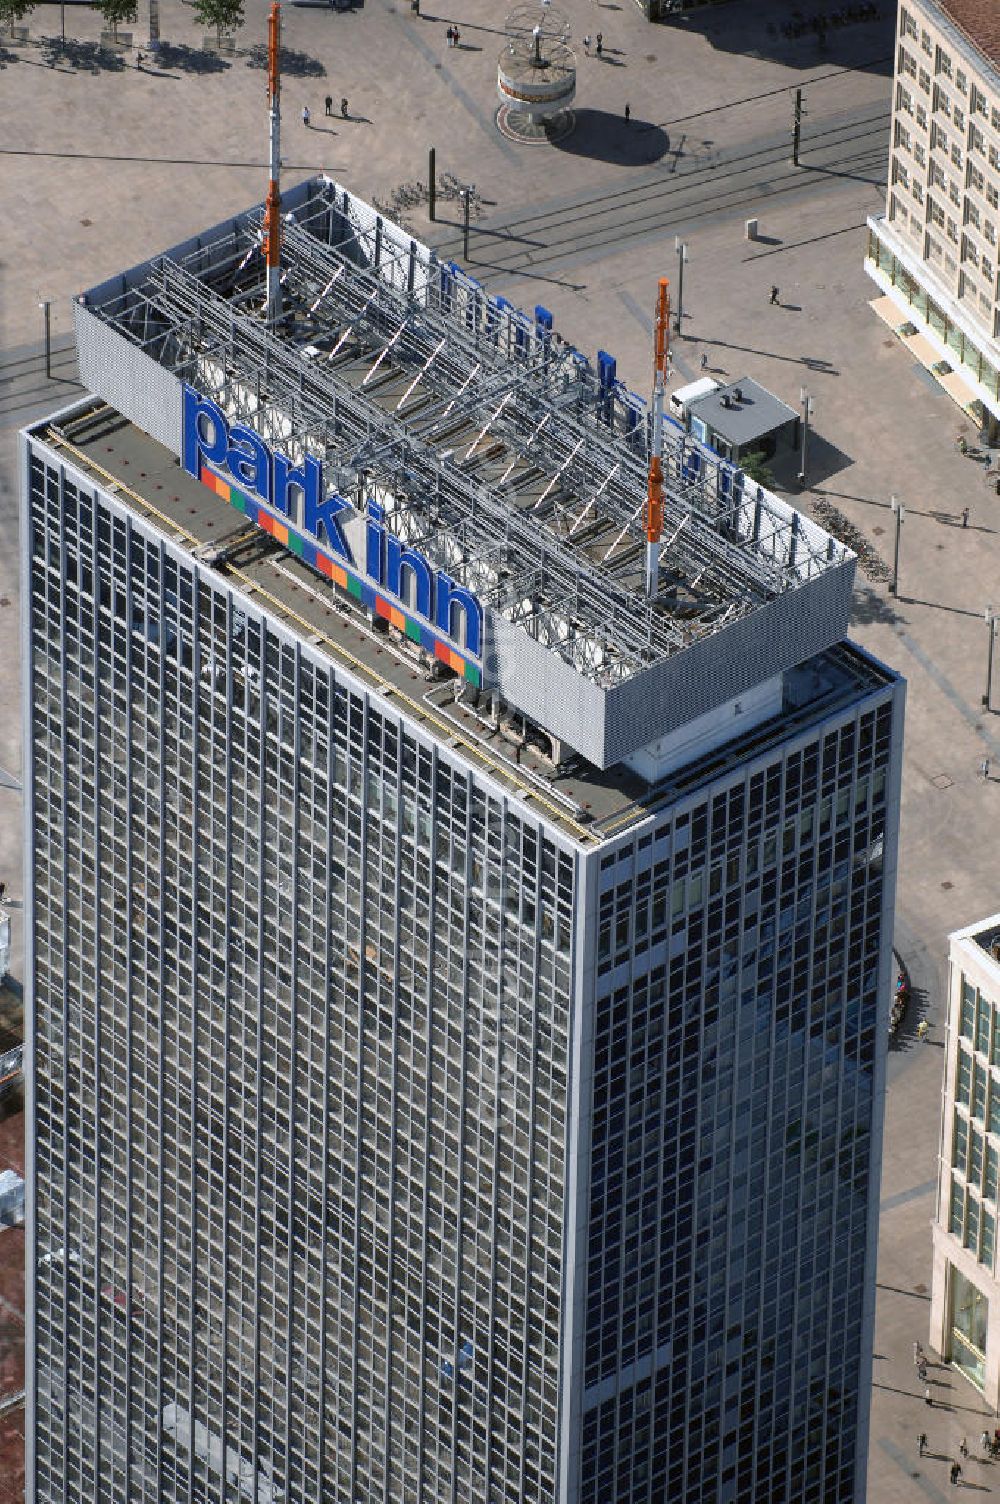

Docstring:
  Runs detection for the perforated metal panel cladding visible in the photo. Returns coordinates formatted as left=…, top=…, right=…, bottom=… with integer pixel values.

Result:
left=75, top=309, right=183, bottom=456
left=495, top=558, right=856, bottom=768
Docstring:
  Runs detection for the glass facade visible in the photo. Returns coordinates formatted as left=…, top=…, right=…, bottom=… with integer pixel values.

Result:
left=26, top=448, right=575, bottom=1503
left=582, top=705, right=897, bottom=1504
left=866, top=224, right=1000, bottom=400
left=951, top=1268, right=988, bottom=1391
left=950, top=977, right=1000, bottom=1272
left=25, top=434, right=904, bottom=1504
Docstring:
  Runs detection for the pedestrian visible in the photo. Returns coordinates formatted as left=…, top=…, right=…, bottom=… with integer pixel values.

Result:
left=325, top=94, right=333, bottom=116
left=341, top=97, right=349, bottom=118
left=0, top=883, right=6, bottom=902
left=962, top=506, right=970, bottom=527
left=700, top=353, right=709, bottom=371
left=960, top=1437, right=969, bottom=1459
left=624, top=102, right=631, bottom=124
left=769, top=285, right=780, bottom=305
left=982, top=757, right=991, bottom=781
left=951, top=1461, right=962, bottom=1485
left=917, top=1356, right=928, bottom=1377
left=596, top=31, right=603, bottom=55
left=918, top=1431, right=928, bottom=1457
left=583, top=33, right=591, bottom=52
left=446, top=24, right=454, bottom=45
left=914, top=1341, right=924, bottom=1364
left=916, top=1021, right=929, bottom=1043
left=982, top=1429, right=991, bottom=1454
left=302, top=104, right=311, bottom=128
left=925, top=1386, right=933, bottom=1406
left=136, top=50, right=144, bottom=69
left=454, top=25, right=460, bottom=44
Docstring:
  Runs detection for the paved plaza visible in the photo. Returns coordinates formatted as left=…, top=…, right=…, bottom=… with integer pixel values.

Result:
left=3, top=0, right=1000, bottom=1496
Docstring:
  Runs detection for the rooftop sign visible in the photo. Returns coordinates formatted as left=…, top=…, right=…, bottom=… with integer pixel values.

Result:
left=182, top=385, right=484, bottom=685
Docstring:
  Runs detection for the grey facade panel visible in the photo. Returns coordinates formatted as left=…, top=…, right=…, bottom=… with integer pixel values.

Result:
left=75, top=308, right=183, bottom=456
left=494, top=557, right=856, bottom=768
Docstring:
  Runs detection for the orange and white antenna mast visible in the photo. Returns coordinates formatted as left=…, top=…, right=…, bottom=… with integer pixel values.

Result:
left=645, top=276, right=670, bottom=596
left=263, top=0, right=282, bottom=324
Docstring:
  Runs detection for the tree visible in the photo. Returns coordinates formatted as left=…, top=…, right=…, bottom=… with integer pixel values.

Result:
left=92, top=0, right=137, bottom=40
left=739, top=449, right=776, bottom=490
left=0, top=0, right=33, bottom=36
left=192, top=0, right=244, bottom=46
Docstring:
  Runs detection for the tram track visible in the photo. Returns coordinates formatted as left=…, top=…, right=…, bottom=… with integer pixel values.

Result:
left=434, top=105, right=891, bottom=284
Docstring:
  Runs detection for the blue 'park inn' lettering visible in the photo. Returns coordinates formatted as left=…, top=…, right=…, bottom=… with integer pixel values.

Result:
left=182, top=385, right=483, bottom=659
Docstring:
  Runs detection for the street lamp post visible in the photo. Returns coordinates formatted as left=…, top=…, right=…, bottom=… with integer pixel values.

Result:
left=798, top=388, right=814, bottom=486
left=38, top=300, right=51, bottom=380
left=986, top=606, right=997, bottom=712
left=890, top=494, right=905, bottom=597
left=674, top=237, right=688, bottom=336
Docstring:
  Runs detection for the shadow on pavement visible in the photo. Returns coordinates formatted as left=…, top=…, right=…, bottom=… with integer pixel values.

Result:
left=152, top=40, right=230, bottom=73
left=551, top=109, right=670, bottom=166
left=36, top=36, right=126, bottom=71
left=849, top=586, right=899, bottom=629
left=244, top=42, right=327, bottom=76
left=657, top=0, right=895, bottom=75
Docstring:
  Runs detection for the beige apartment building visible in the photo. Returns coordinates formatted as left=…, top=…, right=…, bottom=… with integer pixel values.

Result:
left=865, top=0, right=1000, bottom=440
left=930, top=916, right=1000, bottom=1404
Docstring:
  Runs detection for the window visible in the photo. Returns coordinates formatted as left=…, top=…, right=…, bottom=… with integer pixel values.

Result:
left=935, top=47, right=952, bottom=79
left=978, top=994, right=992, bottom=1054
left=899, top=45, right=917, bottom=80
left=971, top=84, right=988, bottom=118
left=951, top=1267, right=988, bottom=1390
left=956, top=69, right=967, bottom=96
left=929, top=197, right=946, bottom=229
left=900, top=6, right=916, bottom=39
left=969, top=162, right=985, bottom=194
left=962, top=980, right=976, bottom=1039
left=893, top=157, right=910, bottom=189
left=974, top=1059, right=988, bottom=1120
left=958, top=1048, right=972, bottom=1107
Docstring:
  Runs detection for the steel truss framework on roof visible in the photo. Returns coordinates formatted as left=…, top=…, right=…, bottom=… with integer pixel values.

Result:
left=80, top=176, right=849, bottom=691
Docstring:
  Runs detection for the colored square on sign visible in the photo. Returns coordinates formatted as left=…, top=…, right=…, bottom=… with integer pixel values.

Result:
left=465, top=664, right=481, bottom=688
left=374, top=597, right=391, bottom=621
left=273, top=522, right=289, bottom=547
left=288, top=533, right=304, bottom=557
left=347, top=576, right=363, bottom=601
left=332, top=565, right=347, bottom=589
left=231, top=492, right=247, bottom=514
left=405, top=619, right=422, bottom=644
left=448, top=650, right=465, bottom=675
left=316, top=554, right=333, bottom=578
left=389, top=607, right=405, bottom=632
left=434, top=640, right=450, bottom=663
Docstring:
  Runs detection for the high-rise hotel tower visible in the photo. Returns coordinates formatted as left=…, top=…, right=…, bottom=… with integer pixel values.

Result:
left=22, top=178, right=903, bottom=1504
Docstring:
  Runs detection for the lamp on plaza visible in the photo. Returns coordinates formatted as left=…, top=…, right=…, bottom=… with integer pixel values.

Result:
left=797, top=388, right=814, bottom=487
left=985, top=605, right=997, bottom=713
left=673, top=237, right=688, bottom=336
left=890, top=494, right=905, bottom=598
left=38, top=300, right=51, bottom=381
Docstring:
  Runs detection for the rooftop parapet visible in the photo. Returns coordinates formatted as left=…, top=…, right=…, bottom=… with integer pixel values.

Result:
left=75, top=176, right=854, bottom=767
